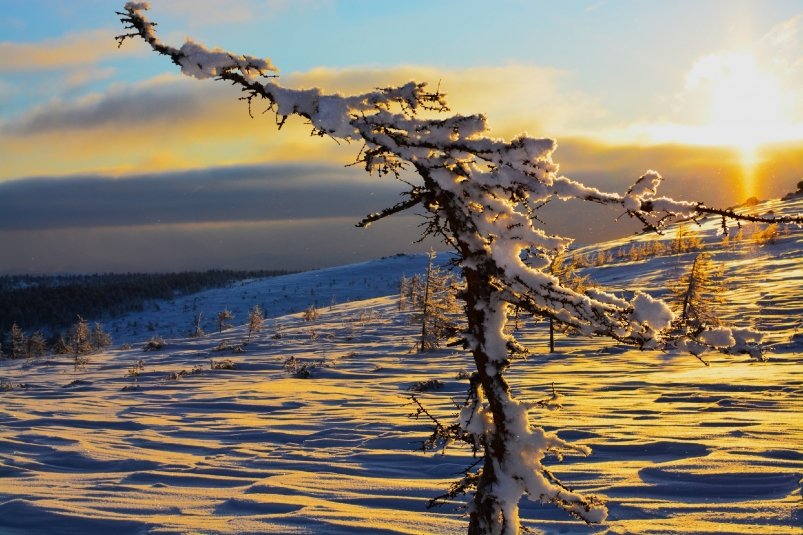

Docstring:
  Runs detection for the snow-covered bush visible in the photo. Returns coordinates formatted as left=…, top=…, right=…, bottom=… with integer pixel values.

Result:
left=117, top=4, right=802, bottom=533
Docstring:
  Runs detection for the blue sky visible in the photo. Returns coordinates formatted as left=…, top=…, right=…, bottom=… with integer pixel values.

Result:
left=1, top=1, right=801, bottom=273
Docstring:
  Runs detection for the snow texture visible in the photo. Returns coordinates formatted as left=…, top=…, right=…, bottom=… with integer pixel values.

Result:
left=2, top=195, right=802, bottom=534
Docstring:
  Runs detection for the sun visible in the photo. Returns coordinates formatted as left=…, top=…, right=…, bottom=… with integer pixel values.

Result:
left=686, top=51, right=787, bottom=161
left=659, top=50, right=803, bottom=198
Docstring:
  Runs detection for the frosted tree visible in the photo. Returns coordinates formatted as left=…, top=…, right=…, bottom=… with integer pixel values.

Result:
left=216, top=308, right=234, bottom=333
left=27, top=330, right=47, bottom=359
left=91, top=322, right=113, bottom=350
left=70, top=315, right=93, bottom=369
left=545, top=251, right=591, bottom=353
left=6, top=323, right=27, bottom=360
left=671, top=252, right=725, bottom=329
left=247, top=305, right=264, bottom=342
left=190, top=312, right=205, bottom=338
left=398, top=275, right=410, bottom=311
left=413, top=250, right=461, bottom=352
left=117, top=4, right=803, bottom=533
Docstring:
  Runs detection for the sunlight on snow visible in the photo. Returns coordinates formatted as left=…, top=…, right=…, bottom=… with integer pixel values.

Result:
left=0, top=196, right=801, bottom=534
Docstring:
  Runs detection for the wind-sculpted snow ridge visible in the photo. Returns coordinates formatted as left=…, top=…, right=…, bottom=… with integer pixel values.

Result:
left=1, top=215, right=801, bottom=533
left=0, top=197, right=801, bottom=534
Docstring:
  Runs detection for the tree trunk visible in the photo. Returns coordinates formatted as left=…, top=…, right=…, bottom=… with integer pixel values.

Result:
left=463, top=267, right=518, bottom=535
left=549, top=316, right=555, bottom=353
left=420, top=250, right=434, bottom=352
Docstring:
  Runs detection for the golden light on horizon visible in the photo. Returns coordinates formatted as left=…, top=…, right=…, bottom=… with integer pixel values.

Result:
left=685, top=51, right=799, bottom=198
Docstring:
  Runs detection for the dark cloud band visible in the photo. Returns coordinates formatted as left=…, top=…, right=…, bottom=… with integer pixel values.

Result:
left=0, top=163, right=408, bottom=231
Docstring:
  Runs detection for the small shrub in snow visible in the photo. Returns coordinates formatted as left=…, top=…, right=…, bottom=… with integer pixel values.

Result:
left=410, top=378, right=445, bottom=392
left=163, top=366, right=203, bottom=382
left=1, top=378, right=16, bottom=392
left=210, top=359, right=236, bottom=370
left=303, top=305, right=319, bottom=322
left=143, top=336, right=167, bottom=352
left=127, top=359, right=144, bottom=378
left=283, top=355, right=328, bottom=378
left=124, top=359, right=145, bottom=389
left=213, top=341, right=245, bottom=353
left=752, top=223, right=779, bottom=245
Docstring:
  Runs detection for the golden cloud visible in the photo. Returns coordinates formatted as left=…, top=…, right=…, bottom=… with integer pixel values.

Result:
left=2, top=64, right=801, bottom=206
left=0, top=29, right=147, bottom=72
left=0, top=64, right=603, bottom=178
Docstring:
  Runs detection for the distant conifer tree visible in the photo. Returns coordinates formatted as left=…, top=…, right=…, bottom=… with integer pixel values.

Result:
left=27, top=330, right=47, bottom=359
left=7, top=323, right=27, bottom=360
left=217, top=309, right=234, bottom=333
left=91, top=322, right=113, bottom=349
left=247, top=305, right=264, bottom=342
left=670, top=252, right=725, bottom=331
left=70, top=316, right=93, bottom=369
left=413, top=250, right=461, bottom=352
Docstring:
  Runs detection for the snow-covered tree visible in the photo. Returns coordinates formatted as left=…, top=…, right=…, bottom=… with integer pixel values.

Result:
left=247, top=305, right=264, bottom=342
left=70, top=316, right=93, bottom=368
left=398, top=275, right=410, bottom=311
left=6, top=323, right=27, bottom=360
left=91, top=322, right=113, bottom=350
left=412, top=250, right=461, bottom=352
left=546, top=250, right=591, bottom=352
left=670, top=252, right=725, bottom=330
left=27, top=330, right=47, bottom=359
left=216, top=309, right=234, bottom=333
left=117, top=5, right=802, bottom=533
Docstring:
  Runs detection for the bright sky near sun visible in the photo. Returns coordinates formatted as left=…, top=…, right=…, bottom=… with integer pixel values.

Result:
left=0, top=0, right=801, bottom=273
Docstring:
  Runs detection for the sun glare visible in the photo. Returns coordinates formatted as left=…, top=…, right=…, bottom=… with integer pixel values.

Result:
left=667, top=50, right=802, bottom=198
left=686, top=52, right=787, bottom=159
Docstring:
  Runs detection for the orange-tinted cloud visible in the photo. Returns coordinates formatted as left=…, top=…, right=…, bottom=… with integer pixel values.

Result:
left=3, top=64, right=800, bottom=207
left=0, top=29, right=147, bottom=72
left=0, top=64, right=601, bottom=179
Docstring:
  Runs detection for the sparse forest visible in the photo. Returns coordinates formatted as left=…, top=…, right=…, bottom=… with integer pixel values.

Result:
left=0, top=269, right=289, bottom=341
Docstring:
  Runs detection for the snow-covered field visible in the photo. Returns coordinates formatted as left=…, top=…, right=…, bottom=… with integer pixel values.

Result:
left=1, top=197, right=801, bottom=534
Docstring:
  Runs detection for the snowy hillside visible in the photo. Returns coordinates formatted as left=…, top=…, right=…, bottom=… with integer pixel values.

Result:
left=0, top=196, right=801, bottom=534
left=104, top=252, right=454, bottom=344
